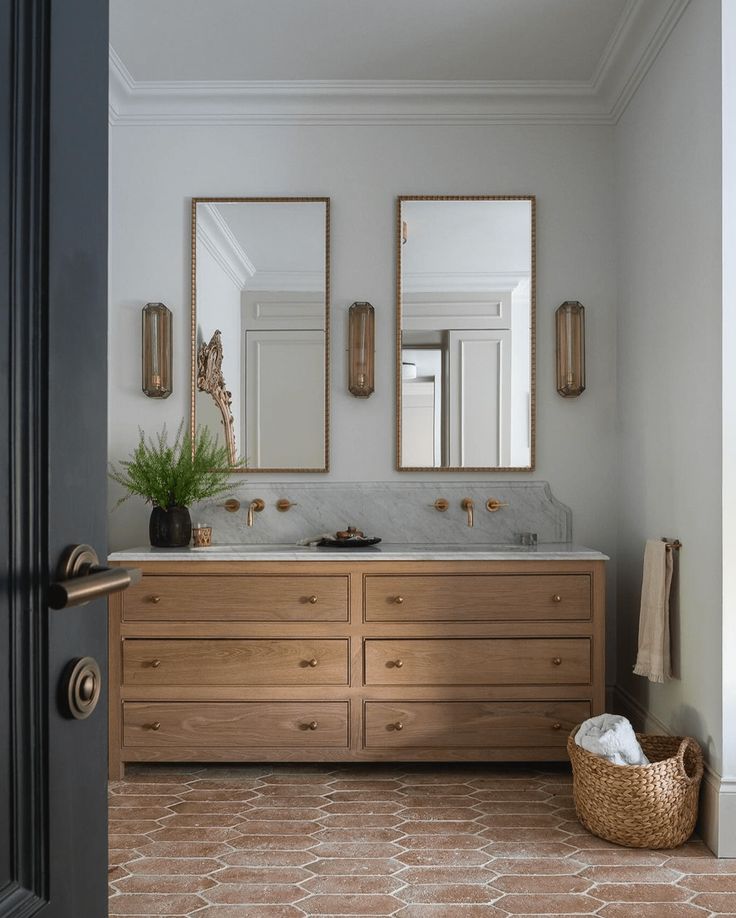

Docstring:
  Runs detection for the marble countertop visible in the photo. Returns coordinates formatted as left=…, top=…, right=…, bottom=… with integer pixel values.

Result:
left=109, top=543, right=609, bottom=562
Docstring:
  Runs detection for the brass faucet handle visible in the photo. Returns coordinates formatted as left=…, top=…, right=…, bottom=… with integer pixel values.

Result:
left=433, top=498, right=449, bottom=512
left=276, top=498, right=297, bottom=512
left=224, top=498, right=241, bottom=513
left=486, top=498, right=509, bottom=512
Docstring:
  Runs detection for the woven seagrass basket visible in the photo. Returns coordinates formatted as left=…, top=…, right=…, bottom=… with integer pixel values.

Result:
left=567, top=727, right=704, bottom=849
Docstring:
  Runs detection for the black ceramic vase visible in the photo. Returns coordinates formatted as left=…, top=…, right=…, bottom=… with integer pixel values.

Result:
left=149, top=505, right=192, bottom=548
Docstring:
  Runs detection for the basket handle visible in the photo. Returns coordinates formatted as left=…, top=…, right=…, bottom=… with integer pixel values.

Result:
left=676, top=737, right=704, bottom=784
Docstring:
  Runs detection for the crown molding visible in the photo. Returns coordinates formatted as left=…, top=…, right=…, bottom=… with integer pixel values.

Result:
left=108, top=0, right=691, bottom=127
left=593, top=0, right=691, bottom=122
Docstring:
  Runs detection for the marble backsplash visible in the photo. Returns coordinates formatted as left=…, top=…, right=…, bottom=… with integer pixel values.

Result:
left=193, top=481, right=572, bottom=546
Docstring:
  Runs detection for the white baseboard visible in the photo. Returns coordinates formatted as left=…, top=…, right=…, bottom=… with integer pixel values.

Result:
left=613, top=685, right=736, bottom=857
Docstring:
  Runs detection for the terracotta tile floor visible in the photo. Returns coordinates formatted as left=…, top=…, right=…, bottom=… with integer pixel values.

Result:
left=109, top=763, right=734, bottom=917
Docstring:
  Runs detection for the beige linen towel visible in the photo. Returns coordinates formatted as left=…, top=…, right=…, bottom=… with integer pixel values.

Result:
left=633, top=539, right=673, bottom=683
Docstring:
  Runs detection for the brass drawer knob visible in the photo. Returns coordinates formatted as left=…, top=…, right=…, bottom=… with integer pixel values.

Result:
left=307, top=721, right=319, bottom=731
left=149, top=595, right=162, bottom=604
left=391, top=659, right=404, bottom=669
left=151, top=659, right=162, bottom=668
left=146, top=721, right=161, bottom=731
left=552, top=722, right=562, bottom=730
left=394, top=596, right=404, bottom=604
left=392, top=722, right=404, bottom=731
left=308, top=658, right=319, bottom=668
left=308, top=595, right=318, bottom=604
left=552, top=594, right=562, bottom=603
left=552, top=657, right=562, bottom=665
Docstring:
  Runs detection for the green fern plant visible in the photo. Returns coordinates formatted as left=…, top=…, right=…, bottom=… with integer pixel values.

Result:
left=109, top=422, right=236, bottom=509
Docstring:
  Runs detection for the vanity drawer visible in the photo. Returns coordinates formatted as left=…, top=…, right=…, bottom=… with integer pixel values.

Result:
left=364, top=700, right=590, bottom=748
left=124, top=575, right=349, bottom=622
left=123, top=639, right=349, bottom=686
left=123, top=701, right=349, bottom=747
left=364, top=638, right=591, bottom=685
left=364, top=574, right=591, bottom=622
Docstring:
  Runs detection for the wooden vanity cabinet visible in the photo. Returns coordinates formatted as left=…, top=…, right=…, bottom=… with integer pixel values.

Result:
left=108, top=558, right=605, bottom=778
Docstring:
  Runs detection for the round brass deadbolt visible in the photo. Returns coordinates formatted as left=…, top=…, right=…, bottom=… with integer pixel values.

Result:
left=66, top=656, right=102, bottom=720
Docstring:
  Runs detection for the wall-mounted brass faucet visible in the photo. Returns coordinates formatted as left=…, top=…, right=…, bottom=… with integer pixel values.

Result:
left=247, top=499, right=265, bottom=527
left=461, top=498, right=474, bottom=528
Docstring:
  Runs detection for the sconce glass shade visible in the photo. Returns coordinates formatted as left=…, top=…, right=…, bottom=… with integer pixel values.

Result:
left=348, top=302, right=375, bottom=398
left=142, top=302, right=172, bottom=398
left=555, top=301, right=585, bottom=397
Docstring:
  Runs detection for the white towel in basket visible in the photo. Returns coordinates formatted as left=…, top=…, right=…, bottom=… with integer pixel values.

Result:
left=575, top=714, right=649, bottom=766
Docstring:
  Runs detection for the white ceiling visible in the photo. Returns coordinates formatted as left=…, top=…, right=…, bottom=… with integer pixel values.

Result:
left=110, top=0, right=627, bottom=83
left=108, top=0, right=691, bottom=125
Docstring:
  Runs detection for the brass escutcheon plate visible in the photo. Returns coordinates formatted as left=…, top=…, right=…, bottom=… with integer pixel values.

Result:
left=65, top=656, right=101, bottom=720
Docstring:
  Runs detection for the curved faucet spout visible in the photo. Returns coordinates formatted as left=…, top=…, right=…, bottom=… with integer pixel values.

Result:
left=247, top=499, right=265, bottom=527
left=461, top=498, right=474, bottom=528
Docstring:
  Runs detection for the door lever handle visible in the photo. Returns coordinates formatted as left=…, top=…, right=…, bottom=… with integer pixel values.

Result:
left=49, top=544, right=141, bottom=610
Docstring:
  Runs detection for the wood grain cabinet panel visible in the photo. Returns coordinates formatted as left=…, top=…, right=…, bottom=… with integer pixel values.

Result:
left=364, top=638, right=591, bottom=685
left=123, top=575, right=349, bottom=622
left=124, top=701, right=349, bottom=747
left=365, top=574, right=591, bottom=622
left=364, top=700, right=590, bottom=748
left=124, top=639, right=349, bottom=686
left=108, top=558, right=606, bottom=776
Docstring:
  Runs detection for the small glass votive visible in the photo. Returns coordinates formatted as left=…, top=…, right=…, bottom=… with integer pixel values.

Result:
left=192, top=525, right=212, bottom=548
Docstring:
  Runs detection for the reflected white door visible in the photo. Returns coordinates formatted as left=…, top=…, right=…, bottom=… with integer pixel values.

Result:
left=245, top=330, right=325, bottom=468
left=448, top=330, right=512, bottom=467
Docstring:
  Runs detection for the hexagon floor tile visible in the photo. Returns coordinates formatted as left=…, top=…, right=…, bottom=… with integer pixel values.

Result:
left=109, top=764, right=731, bottom=917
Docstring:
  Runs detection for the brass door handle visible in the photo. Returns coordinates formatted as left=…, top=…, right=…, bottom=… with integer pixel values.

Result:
left=394, top=596, right=404, bottom=604
left=552, top=594, right=562, bottom=603
left=552, top=722, right=562, bottom=730
left=48, top=544, right=141, bottom=610
left=146, top=721, right=161, bottom=731
left=392, top=722, right=404, bottom=731
left=151, top=659, right=162, bottom=668
left=150, top=595, right=162, bottom=604
left=552, top=657, right=562, bottom=665
left=390, top=659, right=404, bottom=668
left=307, top=658, right=319, bottom=667
left=308, top=595, right=318, bottom=604
left=307, top=721, right=319, bottom=731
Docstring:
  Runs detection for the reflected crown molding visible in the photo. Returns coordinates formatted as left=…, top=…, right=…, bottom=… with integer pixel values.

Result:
left=109, top=0, right=690, bottom=127
left=196, top=203, right=255, bottom=289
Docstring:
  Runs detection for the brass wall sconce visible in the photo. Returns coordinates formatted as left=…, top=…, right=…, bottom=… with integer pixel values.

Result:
left=142, top=302, right=172, bottom=398
left=555, top=300, right=585, bottom=397
left=348, top=302, right=375, bottom=398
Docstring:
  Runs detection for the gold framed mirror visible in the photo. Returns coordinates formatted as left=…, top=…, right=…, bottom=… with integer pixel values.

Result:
left=396, top=195, right=535, bottom=471
left=191, top=197, right=330, bottom=472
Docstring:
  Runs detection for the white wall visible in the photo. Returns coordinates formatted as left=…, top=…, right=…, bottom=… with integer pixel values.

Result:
left=615, top=0, right=722, bottom=780
left=109, top=121, right=619, bottom=663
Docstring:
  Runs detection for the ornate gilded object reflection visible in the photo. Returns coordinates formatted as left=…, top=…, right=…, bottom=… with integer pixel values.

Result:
left=196, top=329, right=237, bottom=464
left=555, top=301, right=585, bottom=397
